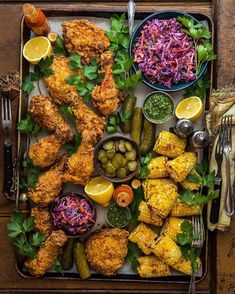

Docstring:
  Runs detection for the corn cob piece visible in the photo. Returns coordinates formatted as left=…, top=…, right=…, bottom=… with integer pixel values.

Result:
left=147, top=156, right=169, bottom=179
left=151, top=234, right=182, bottom=265
left=153, top=131, right=186, bottom=158
left=138, top=201, right=163, bottom=226
left=172, top=257, right=201, bottom=275
left=180, top=169, right=200, bottom=190
left=171, top=201, right=201, bottom=217
left=147, top=180, right=179, bottom=218
left=137, top=255, right=171, bottom=278
left=142, top=178, right=177, bottom=201
left=161, top=217, right=184, bottom=242
left=129, top=223, right=157, bottom=255
left=167, top=152, right=197, bottom=182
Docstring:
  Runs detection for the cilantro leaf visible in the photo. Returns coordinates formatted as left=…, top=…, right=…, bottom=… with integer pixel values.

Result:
left=60, top=104, right=76, bottom=121
left=184, top=74, right=211, bottom=100
left=64, top=133, right=82, bottom=156
left=129, top=187, right=144, bottom=225
left=69, top=53, right=83, bottom=70
left=53, top=35, right=67, bottom=56
left=125, top=241, right=142, bottom=271
left=106, top=114, right=120, bottom=134
left=21, top=76, right=35, bottom=94
left=140, top=153, right=152, bottom=165
left=115, top=70, right=142, bottom=90
left=138, top=153, right=152, bottom=179
left=22, top=159, right=40, bottom=189
left=66, top=74, right=81, bottom=85
left=106, top=125, right=117, bottom=134
left=84, top=65, right=98, bottom=80
left=17, top=113, right=41, bottom=136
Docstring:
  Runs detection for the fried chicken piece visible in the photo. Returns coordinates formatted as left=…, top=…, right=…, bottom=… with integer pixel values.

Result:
left=62, top=129, right=95, bottom=185
left=62, top=19, right=110, bottom=63
left=28, top=95, right=73, bottom=141
left=85, top=228, right=129, bottom=276
left=25, top=230, right=68, bottom=277
left=31, top=206, right=53, bottom=237
left=44, top=56, right=80, bottom=105
left=92, top=51, right=123, bottom=116
left=28, top=156, right=66, bottom=207
left=29, top=134, right=64, bottom=168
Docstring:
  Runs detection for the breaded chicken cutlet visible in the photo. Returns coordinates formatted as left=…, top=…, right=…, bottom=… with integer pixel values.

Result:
left=31, top=206, right=53, bottom=237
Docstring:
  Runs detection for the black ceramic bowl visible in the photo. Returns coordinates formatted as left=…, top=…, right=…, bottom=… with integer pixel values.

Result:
left=130, top=10, right=208, bottom=92
left=51, top=192, right=96, bottom=238
left=94, top=135, right=141, bottom=183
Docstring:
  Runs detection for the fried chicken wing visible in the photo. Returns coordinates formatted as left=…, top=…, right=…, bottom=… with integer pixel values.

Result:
left=31, top=206, right=53, bottom=237
left=29, top=134, right=65, bottom=168
left=28, top=156, right=66, bottom=207
left=44, top=56, right=80, bottom=105
left=62, top=19, right=110, bottom=63
left=85, top=228, right=129, bottom=276
left=25, top=230, right=68, bottom=277
left=29, top=95, right=73, bottom=141
left=92, top=51, right=123, bottom=116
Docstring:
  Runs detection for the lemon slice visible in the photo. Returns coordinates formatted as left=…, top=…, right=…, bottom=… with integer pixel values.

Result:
left=175, top=96, right=203, bottom=121
left=85, top=177, right=114, bottom=207
left=23, top=36, right=52, bottom=64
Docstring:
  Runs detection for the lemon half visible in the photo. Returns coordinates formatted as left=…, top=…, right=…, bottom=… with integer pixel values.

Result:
left=175, top=96, right=203, bottom=121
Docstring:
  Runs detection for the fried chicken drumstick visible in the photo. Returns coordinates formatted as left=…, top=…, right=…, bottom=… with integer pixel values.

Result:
left=25, top=230, right=68, bottom=277
left=28, top=156, right=66, bottom=207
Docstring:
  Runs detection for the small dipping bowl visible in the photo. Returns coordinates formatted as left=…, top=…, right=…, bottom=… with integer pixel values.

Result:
left=106, top=203, right=131, bottom=228
left=51, top=192, right=96, bottom=238
left=143, top=91, right=174, bottom=124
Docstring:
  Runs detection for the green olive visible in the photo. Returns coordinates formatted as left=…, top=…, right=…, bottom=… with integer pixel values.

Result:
left=111, top=153, right=123, bottom=168
left=120, top=157, right=128, bottom=168
left=118, top=140, right=126, bottom=153
left=106, top=150, right=116, bottom=159
left=103, top=141, right=114, bottom=151
left=100, top=156, right=109, bottom=164
left=125, top=149, right=137, bottom=161
left=124, top=141, right=133, bottom=151
left=117, top=167, right=127, bottom=179
left=127, top=160, right=138, bottom=172
left=98, top=149, right=106, bottom=160
left=105, top=163, right=116, bottom=175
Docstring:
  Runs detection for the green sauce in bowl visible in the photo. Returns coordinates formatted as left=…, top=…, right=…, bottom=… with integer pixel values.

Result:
left=107, top=203, right=131, bottom=228
left=143, top=91, right=174, bottom=124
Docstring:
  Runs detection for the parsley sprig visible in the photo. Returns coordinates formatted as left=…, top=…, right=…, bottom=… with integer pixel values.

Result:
left=64, top=133, right=82, bottom=156
left=105, top=110, right=133, bottom=134
left=125, top=242, right=143, bottom=271
left=7, top=210, right=46, bottom=259
left=184, top=73, right=211, bottom=100
left=19, top=159, right=40, bottom=190
left=129, top=186, right=144, bottom=226
left=60, top=104, right=76, bottom=121
left=53, top=35, right=67, bottom=56
left=22, top=56, right=55, bottom=94
left=177, top=16, right=216, bottom=74
left=138, top=153, right=152, bottom=179
left=17, top=113, right=41, bottom=137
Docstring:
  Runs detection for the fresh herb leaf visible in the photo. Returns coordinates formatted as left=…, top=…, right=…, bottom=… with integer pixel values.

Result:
left=105, top=114, right=120, bottom=134
left=140, top=153, right=152, bottom=165
left=21, top=159, right=40, bottom=189
left=69, top=53, right=83, bottom=70
left=114, top=70, right=142, bottom=90
left=183, top=74, right=211, bottom=100
left=66, top=74, right=81, bottom=85
left=17, top=113, right=41, bottom=136
left=21, top=76, right=35, bottom=94
left=125, top=242, right=142, bottom=271
left=138, top=153, right=152, bottom=180
left=196, top=42, right=216, bottom=73
left=22, top=216, right=35, bottom=232
left=60, top=104, right=76, bottom=121
left=129, top=187, right=144, bottom=225
left=84, top=65, right=98, bottom=80
left=179, top=189, right=219, bottom=207
left=53, top=35, right=67, bottom=56
left=37, top=56, right=55, bottom=77
left=119, top=110, right=133, bottom=123
left=64, top=133, right=82, bottom=156
left=31, top=232, right=46, bottom=247
left=54, top=258, right=63, bottom=274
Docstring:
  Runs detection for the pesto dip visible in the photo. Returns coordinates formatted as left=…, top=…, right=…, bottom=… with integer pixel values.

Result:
left=107, top=203, right=131, bottom=228
left=143, top=92, right=174, bottom=123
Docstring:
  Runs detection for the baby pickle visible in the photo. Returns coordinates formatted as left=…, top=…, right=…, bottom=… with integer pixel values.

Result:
left=73, top=242, right=90, bottom=280
left=120, top=94, right=137, bottom=133
left=131, top=107, right=143, bottom=145
left=139, top=118, right=156, bottom=155
left=61, top=238, right=75, bottom=270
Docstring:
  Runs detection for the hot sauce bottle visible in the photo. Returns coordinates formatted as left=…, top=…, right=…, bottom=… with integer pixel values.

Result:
left=23, top=3, right=51, bottom=36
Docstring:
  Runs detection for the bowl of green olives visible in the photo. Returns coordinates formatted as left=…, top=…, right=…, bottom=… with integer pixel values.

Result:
left=94, top=135, right=140, bottom=183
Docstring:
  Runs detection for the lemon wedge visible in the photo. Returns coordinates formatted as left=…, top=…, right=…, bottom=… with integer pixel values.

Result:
left=175, top=96, right=203, bottom=121
left=85, top=177, right=114, bottom=207
left=23, top=36, right=52, bottom=64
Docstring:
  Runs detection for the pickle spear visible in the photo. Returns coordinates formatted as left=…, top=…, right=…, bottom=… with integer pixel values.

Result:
left=140, top=118, right=156, bottom=155
left=61, top=238, right=75, bottom=270
left=120, top=94, right=137, bottom=133
left=73, top=242, right=91, bottom=279
left=131, top=107, right=143, bottom=145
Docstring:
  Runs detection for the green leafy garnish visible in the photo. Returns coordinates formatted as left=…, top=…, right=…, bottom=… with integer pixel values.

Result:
left=183, top=74, right=211, bottom=100
left=114, top=69, right=142, bottom=90
left=7, top=210, right=46, bottom=259
left=181, top=245, right=199, bottom=270
left=53, top=35, right=67, bottom=56
left=196, top=42, right=216, bottom=73
left=105, top=114, right=120, bottom=134
left=17, top=113, right=41, bottom=136
left=64, top=133, right=82, bottom=156
left=138, top=153, right=152, bottom=179
left=20, top=159, right=40, bottom=189
left=129, top=187, right=144, bottom=225
left=124, top=242, right=143, bottom=271
left=59, top=104, right=76, bottom=121
left=54, top=258, right=64, bottom=275
left=179, top=189, right=219, bottom=207
left=69, top=53, right=83, bottom=70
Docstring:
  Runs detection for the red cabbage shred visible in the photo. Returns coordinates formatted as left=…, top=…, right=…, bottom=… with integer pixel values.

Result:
left=134, top=18, right=197, bottom=88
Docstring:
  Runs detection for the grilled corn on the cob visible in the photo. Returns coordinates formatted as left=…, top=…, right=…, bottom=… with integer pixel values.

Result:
left=142, top=178, right=177, bottom=201
left=172, top=257, right=201, bottom=275
left=147, top=156, right=169, bottom=179
left=151, top=234, right=182, bottom=265
left=171, top=201, right=201, bottom=217
left=129, top=223, right=157, bottom=255
left=147, top=180, right=179, bottom=218
left=153, top=131, right=186, bottom=158
left=137, top=255, right=171, bottom=278
left=138, top=201, right=163, bottom=226
left=180, top=169, right=200, bottom=190
left=167, top=152, right=197, bottom=182
left=161, top=217, right=184, bottom=242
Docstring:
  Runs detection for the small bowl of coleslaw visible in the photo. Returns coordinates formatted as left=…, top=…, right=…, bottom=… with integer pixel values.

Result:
left=51, top=192, right=96, bottom=238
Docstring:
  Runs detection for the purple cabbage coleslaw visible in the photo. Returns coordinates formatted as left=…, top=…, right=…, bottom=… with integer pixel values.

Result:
left=52, top=193, right=96, bottom=236
left=134, top=18, right=197, bottom=88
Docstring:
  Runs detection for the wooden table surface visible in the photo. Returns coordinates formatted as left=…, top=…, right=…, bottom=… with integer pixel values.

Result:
left=0, top=1, right=234, bottom=293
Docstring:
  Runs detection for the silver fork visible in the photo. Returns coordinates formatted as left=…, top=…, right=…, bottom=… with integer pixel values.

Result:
left=1, top=94, right=14, bottom=199
left=222, top=115, right=234, bottom=216
left=188, top=216, right=204, bottom=294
